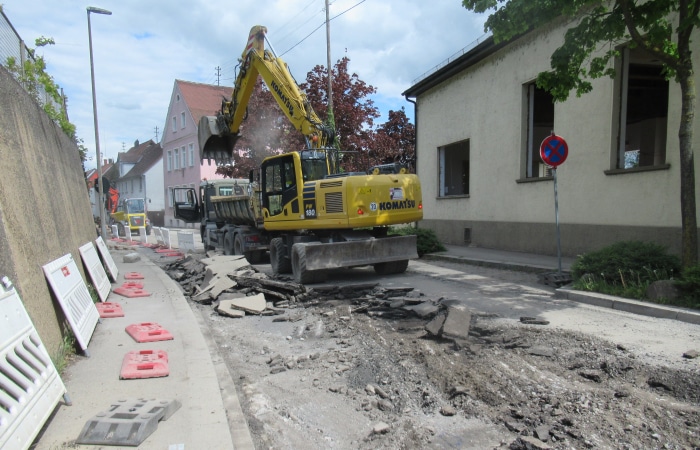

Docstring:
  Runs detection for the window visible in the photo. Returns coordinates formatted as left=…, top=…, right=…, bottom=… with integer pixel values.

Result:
left=174, top=148, right=180, bottom=170
left=523, top=83, right=555, bottom=178
left=189, top=143, right=195, bottom=167
left=181, top=146, right=187, bottom=168
left=438, top=140, right=469, bottom=197
left=614, top=46, right=668, bottom=169
left=139, top=178, right=143, bottom=192
left=167, top=150, right=172, bottom=171
left=172, top=116, right=177, bottom=132
left=262, top=154, right=297, bottom=215
left=180, top=112, right=186, bottom=129
left=168, top=187, right=173, bottom=207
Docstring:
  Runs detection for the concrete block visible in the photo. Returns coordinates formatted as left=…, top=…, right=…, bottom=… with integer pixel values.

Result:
left=123, top=252, right=141, bottom=263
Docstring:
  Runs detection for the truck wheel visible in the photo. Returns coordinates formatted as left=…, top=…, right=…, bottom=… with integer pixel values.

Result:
left=246, top=251, right=263, bottom=264
left=291, top=244, right=326, bottom=284
left=373, top=259, right=409, bottom=275
left=234, top=233, right=245, bottom=256
left=223, top=233, right=234, bottom=255
left=270, top=238, right=291, bottom=275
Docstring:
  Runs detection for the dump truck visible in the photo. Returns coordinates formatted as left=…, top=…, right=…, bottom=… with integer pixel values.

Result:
left=174, top=25, right=422, bottom=283
left=176, top=178, right=268, bottom=263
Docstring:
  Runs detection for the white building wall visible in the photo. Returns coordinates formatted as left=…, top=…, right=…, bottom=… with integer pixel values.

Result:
left=415, top=19, right=700, bottom=256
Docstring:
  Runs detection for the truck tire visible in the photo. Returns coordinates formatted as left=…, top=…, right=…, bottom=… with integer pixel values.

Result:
left=291, top=243, right=326, bottom=284
left=234, top=233, right=245, bottom=256
left=223, top=233, right=234, bottom=255
left=270, top=238, right=291, bottom=275
left=373, top=259, right=409, bottom=275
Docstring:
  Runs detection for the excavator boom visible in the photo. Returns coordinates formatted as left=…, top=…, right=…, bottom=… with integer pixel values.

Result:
left=199, top=25, right=334, bottom=165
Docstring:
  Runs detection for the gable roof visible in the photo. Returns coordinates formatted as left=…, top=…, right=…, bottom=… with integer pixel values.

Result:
left=115, top=139, right=163, bottom=180
left=176, top=80, right=233, bottom=125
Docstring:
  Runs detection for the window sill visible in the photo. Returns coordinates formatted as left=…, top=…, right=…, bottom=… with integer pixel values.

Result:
left=437, top=194, right=470, bottom=199
left=604, top=164, right=670, bottom=175
left=516, top=176, right=553, bottom=183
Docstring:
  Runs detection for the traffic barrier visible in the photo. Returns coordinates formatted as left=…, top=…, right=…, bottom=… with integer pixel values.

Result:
left=119, top=350, right=169, bottom=379
left=178, top=231, right=195, bottom=251
left=42, top=253, right=99, bottom=356
left=161, top=227, right=172, bottom=249
left=96, top=302, right=124, bottom=318
left=95, top=236, right=119, bottom=281
left=76, top=398, right=181, bottom=446
left=153, top=227, right=164, bottom=246
left=160, top=251, right=184, bottom=258
left=0, top=277, right=68, bottom=450
left=125, top=322, right=174, bottom=343
left=78, top=241, right=111, bottom=302
left=138, top=226, right=147, bottom=244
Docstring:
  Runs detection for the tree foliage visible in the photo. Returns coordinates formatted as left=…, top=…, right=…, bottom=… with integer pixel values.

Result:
left=462, top=0, right=699, bottom=267
left=370, top=108, right=416, bottom=171
left=5, top=37, right=77, bottom=144
left=301, top=56, right=380, bottom=172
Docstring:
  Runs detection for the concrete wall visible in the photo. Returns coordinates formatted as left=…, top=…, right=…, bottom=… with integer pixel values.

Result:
left=0, top=66, right=97, bottom=360
left=415, top=19, right=700, bottom=258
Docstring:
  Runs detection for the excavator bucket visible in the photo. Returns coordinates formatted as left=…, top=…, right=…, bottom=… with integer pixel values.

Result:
left=198, top=115, right=239, bottom=165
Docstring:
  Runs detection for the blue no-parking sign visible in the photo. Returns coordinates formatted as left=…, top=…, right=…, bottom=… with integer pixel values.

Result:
left=540, top=134, right=568, bottom=167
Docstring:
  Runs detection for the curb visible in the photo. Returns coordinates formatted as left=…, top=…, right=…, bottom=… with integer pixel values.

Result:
left=421, top=254, right=556, bottom=274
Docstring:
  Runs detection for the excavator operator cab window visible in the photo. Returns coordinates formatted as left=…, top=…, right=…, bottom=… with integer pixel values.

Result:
left=263, top=155, right=297, bottom=216
left=300, top=150, right=328, bottom=182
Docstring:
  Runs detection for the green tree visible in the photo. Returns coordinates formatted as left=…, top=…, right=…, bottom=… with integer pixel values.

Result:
left=462, top=0, right=699, bottom=267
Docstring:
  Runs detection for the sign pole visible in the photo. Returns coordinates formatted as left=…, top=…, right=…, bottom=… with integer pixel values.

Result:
left=552, top=167, right=562, bottom=274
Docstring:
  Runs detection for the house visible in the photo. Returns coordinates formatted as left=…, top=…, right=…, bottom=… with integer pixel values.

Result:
left=104, top=139, right=164, bottom=226
left=402, top=20, right=700, bottom=258
left=161, top=79, right=233, bottom=228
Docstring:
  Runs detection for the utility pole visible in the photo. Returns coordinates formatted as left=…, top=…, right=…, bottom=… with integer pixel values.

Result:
left=154, top=125, right=159, bottom=141
left=325, top=0, right=334, bottom=116
left=215, top=66, right=222, bottom=86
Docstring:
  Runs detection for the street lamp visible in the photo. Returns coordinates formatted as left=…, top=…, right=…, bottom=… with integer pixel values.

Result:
left=87, top=6, right=112, bottom=240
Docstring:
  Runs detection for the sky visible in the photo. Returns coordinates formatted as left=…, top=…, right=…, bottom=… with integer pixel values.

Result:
left=3, top=0, right=487, bottom=171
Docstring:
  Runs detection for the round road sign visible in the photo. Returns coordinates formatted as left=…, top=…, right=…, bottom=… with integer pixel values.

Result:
left=540, top=134, right=568, bottom=167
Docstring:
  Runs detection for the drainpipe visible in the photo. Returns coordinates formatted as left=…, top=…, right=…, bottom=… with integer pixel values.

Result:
left=404, top=94, right=418, bottom=229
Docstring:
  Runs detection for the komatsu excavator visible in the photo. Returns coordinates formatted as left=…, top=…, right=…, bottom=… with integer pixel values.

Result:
left=174, top=25, right=422, bottom=283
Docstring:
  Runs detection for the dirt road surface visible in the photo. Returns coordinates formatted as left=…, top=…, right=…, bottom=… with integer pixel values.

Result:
left=158, top=253, right=700, bottom=450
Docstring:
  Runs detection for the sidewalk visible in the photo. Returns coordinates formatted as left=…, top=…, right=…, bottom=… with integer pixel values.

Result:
left=34, top=239, right=253, bottom=450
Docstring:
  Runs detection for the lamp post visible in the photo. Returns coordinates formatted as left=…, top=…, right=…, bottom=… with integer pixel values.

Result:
left=87, top=6, right=112, bottom=240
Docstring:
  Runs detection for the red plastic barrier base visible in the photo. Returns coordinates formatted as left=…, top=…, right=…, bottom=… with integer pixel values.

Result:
left=125, top=322, right=174, bottom=343
left=121, top=281, right=144, bottom=290
left=154, top=248, right=173, bottom=253
left=113, top=286, right=151, bottom=298
left=124, top=272, right=144, bottom=280
left=120, top=350, right=169, bottom=379
left=96, top=302, right=124, bottom=318
left=160, top=252, right=184, bottom=258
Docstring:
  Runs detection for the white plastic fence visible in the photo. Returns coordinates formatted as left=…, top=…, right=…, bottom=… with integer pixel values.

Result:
left=111, top=224, right=119, bottom=237
left=0, top=277, right=67, bottom=450
left=153, top=227, right=164, bottom=246
left=95, top=236, right=119, bottom=282
left=42, top=254, right=99, bottom=356
left=139, top=226, right=147, bottom=243
left=161, top=228, right=172, bottom=249
left=178, top=231, right=195, bottom=252
left=78, top=241, right=110, bottom=302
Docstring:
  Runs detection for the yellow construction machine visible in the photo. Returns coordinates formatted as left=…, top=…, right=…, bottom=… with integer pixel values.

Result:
left=175, top=25, right=422, bottom=283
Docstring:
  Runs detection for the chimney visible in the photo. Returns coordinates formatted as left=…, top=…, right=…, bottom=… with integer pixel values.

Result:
left=104, top=159, right=108, bottom=166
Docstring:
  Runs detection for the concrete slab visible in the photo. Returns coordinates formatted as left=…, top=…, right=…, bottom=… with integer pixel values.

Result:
left=225, top=293, right=267, bottom=314
left=215, top=301, right=246, bottom=318
left=441, top=306, right=472, bottom=341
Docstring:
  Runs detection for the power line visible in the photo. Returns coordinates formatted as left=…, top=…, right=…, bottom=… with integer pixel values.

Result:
left=279, top=0, right=367, bottom=57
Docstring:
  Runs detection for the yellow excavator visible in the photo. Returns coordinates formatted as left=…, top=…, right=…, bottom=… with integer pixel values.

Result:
left=176, top=25, right=422, bottom=283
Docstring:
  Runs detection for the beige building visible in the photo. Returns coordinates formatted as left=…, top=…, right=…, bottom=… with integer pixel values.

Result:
left=403, top=19, right=700, bottom=258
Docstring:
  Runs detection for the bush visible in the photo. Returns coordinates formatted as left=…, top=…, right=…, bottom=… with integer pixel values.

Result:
left=571, top=241, right=680, bottom=300
left=389, top=226, right=446, bottom=257
left=676, top=264, right=700, bottom=302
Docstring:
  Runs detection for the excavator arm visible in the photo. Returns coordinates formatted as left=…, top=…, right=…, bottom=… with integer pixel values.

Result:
left=199, top=25, right=335, bottom=165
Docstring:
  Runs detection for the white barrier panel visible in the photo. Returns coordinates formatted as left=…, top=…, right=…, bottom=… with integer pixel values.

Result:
left=78, top=242, right=111, bottom=303
left=138, top=226, right=147, bottom=243
left=111, top=224, right=119, bottom=237
left=161, top=228, right=172, bottom=249
left=154, top=227, right=164, bottom=246
left=178, top=231, right=195, bottom=252
left=42, top=254, right=99, bottom=356
left=95, top=236, right=119, bottom=282
left=0, top=277, right=67, bottom=450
